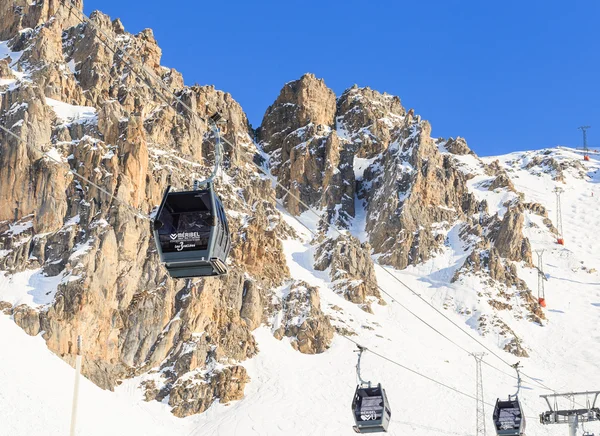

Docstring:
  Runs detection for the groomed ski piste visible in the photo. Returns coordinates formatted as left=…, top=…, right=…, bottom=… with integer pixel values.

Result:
left=1, top=146, right=599, bottom=436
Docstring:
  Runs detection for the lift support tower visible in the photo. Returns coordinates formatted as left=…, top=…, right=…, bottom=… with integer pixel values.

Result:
left=473, top=353, right=487, bottom=436
left=540, top=391, right=600, bottom=436
left=579, top=125, right=591, bottom=161
left=535, top=249, right=548, bottom=307
left=554, top=187, right=565, bottom=245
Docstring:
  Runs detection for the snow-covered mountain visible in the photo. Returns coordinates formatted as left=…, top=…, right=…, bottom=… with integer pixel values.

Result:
left=1, top=1, right=599, bottom=435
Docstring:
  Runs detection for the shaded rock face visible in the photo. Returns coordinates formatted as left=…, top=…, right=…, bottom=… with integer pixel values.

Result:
left=336, top=85, right=406, bottom=158
left=490, top=209, right=532, bottom=265
left=0, top=0, right=289, bottom=415
left=455, top=246, right=529, bottom=292
left=314, top=235, right=383, bottom=313
left=444, top=137, right=473, bottom=156
left=258, top=74, right=355, bottom=226
left=259, top=78, right=409, bottom=228
left=273, top=281, right=334, bottom=354
left=362, top=120, right=478, bottom=269
left=167, top=365, right=250, bottom=418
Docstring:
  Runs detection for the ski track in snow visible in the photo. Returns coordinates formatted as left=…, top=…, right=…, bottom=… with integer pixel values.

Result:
left=1, top=148, right=599, bottom=435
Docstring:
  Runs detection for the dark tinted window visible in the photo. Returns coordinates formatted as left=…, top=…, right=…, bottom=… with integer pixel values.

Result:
left=495, top=401, right=522, bottom=431
left=354, top=387, right=384, bottom=422
left=157, top=191, right=213, bottom=253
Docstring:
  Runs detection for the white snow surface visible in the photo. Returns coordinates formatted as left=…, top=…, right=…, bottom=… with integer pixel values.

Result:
left=45, top=97, right=98, bottom=125
left=1, top=147, right=600, bottom=435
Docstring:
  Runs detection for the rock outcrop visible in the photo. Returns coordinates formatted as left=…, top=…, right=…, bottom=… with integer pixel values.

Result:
left=0, top=0, right=288, bottom=415
left=258, top=74, right=355, bottom=226
left=273, top=281, right=334, bottom=354
left=362, top=120, right=479, bottom=269
left=314, top=235, right=383, bottom=313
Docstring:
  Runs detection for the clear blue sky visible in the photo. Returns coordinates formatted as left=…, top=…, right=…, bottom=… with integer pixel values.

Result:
left=84, top=0, right=600, bottom=156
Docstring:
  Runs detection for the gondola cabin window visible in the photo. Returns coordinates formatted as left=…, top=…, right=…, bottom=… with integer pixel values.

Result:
left=157, top=191, right=213, bottom=253
left=499, top=407, right=521, bottom=429
left=358, top=395, right=384, bottom=421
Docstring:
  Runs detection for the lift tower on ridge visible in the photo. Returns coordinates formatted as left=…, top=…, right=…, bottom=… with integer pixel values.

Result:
left=535, top=249, right=548, bottom=308
left=554, top=187, right=565, bottom=245
left=579, top=125, right=591, bottom=161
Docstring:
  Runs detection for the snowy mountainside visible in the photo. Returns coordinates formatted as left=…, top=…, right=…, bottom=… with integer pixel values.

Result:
left=1, top=1, right=600, bottom=435
left=2, top=146, right=600, bottom=436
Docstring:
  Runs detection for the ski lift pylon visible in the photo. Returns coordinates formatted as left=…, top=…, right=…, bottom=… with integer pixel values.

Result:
left=152, top=114, right=231, bottom=278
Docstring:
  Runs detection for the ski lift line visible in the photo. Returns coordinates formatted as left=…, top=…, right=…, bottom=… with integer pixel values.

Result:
left=240, top=151, right=537, bottom=386
left=341, top=334, right=484, bottom=404
left=229, top=150, right=548, bottom=390
left=342, top=334, right=541, bottom=421
left=267, top=154, right=570, bottom=398
left=0, top=123, right=150, bottom=221
left=267, top=188, right=530, bottom=392
left=246, top=151, right=524, bottom=381
left=51, top=0, right=583, bottom=407
left=52, top=0, right=592, bottom=423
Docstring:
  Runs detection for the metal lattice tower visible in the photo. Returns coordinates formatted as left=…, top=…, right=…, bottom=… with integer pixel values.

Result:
left=554, top=187, right=565, bottom=245
left=579, top=125, right=591, bottom=160
left=473, top=353, right=487, bottom=436
left=535, top=249, right=547, bottom=305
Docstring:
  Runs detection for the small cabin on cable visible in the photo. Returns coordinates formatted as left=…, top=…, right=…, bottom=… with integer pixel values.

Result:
left=351, top=384, right=391, bottom=433
left=153, top=183, right=231, bottom=278
left=493, top=398, right=526, bottom=436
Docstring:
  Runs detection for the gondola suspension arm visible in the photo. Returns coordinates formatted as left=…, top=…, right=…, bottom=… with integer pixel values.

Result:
left=194, top=114, right=225, bottom=190
left=511, top=362, right=522, bottom=399
left=355, top=345, right=371, bottom=388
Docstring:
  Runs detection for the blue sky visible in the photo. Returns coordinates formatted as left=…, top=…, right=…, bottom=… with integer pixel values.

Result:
left=84, top=0, right=600, bottom=156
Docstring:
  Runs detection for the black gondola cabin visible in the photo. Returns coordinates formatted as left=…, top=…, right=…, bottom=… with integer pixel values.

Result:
left=352, top=384, right=391, bottom=433
left=153, top=184, right=231, bottom=278
left=493, top=398, right=526, bottom=436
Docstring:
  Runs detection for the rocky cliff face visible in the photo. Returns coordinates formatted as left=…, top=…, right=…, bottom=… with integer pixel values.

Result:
left=0, top=0, right=554, bottom=418
left=0, top=0, right=290, bottom=417
left=258, top=74, right=550, bottom=356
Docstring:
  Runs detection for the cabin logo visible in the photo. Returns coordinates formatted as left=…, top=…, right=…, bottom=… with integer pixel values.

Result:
left=175, top=241, right=196, bottom=251
left=360, top=411, right=377, bottom=421
left=170, top=232, right=201, bottom=241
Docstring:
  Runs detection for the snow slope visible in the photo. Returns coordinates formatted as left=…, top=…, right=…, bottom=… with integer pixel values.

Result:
left=1, top=147, right=600, bottom=436
left=0, top=314, right=187, bottom=436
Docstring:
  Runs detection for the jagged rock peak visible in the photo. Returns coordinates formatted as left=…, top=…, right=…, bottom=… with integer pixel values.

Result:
left=443, top=136, right=474, bottom=155
left=259, top=73, right=336, bottom=147
left=0, top=0, right=84, bottom=41
left=336, top=85, right=406, bottom=158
